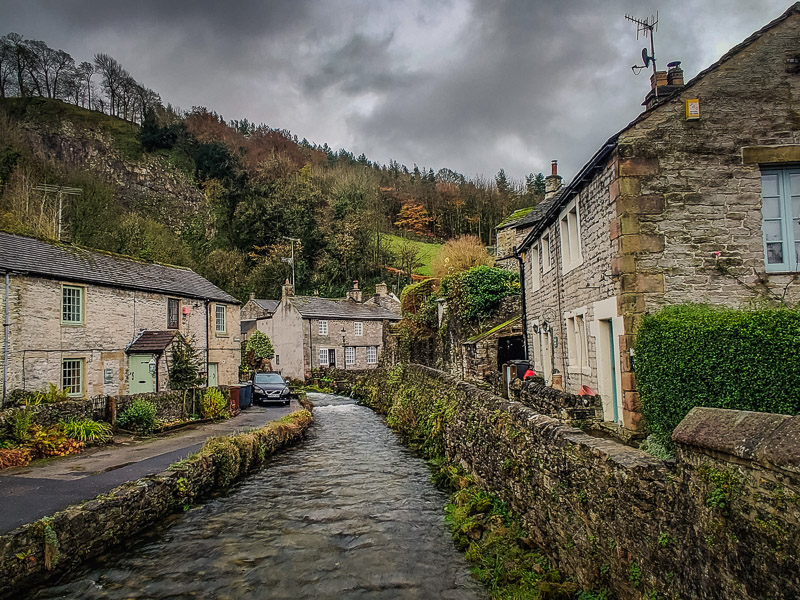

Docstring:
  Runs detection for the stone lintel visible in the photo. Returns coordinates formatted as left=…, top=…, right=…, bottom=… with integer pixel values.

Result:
left=742, top=145, right=800, bottom=165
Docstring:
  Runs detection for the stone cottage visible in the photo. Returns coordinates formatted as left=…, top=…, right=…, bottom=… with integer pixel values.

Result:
left=254, top=281, right=400, bottom=380
left=0, top=232, right=240, bottom=401
left=516, top=4, right=800, bottom=431
left=240, top=295, right=279, bottom=342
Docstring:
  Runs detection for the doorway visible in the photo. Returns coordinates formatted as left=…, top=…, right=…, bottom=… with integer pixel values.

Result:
left=208, top=363, right=219, bottom=387
left=327, top=349, right=336, bottom=368
left=497, top=335, right=525, bottom=370
left=597, top=319, right=621, bottom=423
left=129, top=354, right=155, bottom=394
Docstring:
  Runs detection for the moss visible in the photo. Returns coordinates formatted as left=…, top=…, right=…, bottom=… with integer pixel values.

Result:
left=698, top=466, right=740, bottom=516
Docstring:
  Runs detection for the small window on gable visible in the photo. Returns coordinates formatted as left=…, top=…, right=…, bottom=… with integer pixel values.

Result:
left=354, top=322, right=363, bottom=336
left=62, top=285, right=84, bottom=324
left=319, top=348, right=329, bottom=366
left=168, top=298, right=180, bottom=329
left=762, top=169, right=800, bottom=272
left=215, top=304, right=226, bottom=333
left=319, top=320, right=328, bottom=335
left=559, top=201, right=582, bottom=273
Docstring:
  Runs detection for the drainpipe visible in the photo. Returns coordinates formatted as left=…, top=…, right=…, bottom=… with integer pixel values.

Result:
left=3, top=273, right=9, bottom=408
left=511, top=247, right=529, bottom=361
left=205, top=300, right=210, bottom=386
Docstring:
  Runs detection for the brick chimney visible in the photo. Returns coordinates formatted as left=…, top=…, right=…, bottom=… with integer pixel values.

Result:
left=545, top=160, right=563, bottom=200
left=281, top=279, right=294, bottom=301
left=375, top=281, right=388, bottom=297
left=643, top=61, right=684, bottom=110
left=347, top=280, right=362, bottom=303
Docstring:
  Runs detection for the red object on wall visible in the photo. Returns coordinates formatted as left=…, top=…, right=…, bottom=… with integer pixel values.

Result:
left=182, top=306, right=191, bottom=315
left=523, top=369, right=536, bottom=380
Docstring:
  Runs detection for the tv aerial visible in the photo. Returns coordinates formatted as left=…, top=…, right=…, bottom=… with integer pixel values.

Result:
left=626, top=12, right=659, bottom=95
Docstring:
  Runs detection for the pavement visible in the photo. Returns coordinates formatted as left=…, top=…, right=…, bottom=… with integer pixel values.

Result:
left=0, top=400, right=303, bottom=534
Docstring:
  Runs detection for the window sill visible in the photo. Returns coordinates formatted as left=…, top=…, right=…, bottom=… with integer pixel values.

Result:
left=215, top=332, right=229, bottom=338
left=61, top=322, right=84, bottom=327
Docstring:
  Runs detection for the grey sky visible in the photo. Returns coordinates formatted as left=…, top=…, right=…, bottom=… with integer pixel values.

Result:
left=0, top=0, right=791, bottom=183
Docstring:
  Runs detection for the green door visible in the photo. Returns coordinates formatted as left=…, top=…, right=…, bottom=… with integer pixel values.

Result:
left=208, top=363, right=219, bottom=387
left=129, top=354, right=155, bottom=394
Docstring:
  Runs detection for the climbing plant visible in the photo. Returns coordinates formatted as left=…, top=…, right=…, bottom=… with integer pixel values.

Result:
left=439, top=265, right=519, bottom=327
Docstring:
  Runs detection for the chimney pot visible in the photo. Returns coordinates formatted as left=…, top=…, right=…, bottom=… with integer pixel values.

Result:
left=551, top=160, right=558, bottom=176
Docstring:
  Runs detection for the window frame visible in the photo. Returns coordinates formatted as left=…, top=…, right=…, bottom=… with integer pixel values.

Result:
left=761, top=168, right=800, bottom=273
left=61, top=358, right=85, bottom=397
left=215, top=304, right=227, bottom=334
left=565, top=309, right=591, bottom=375
left=167, top=298, right=180, bottom=330
left=318, top=320, right=328, bottom=336
left=541, top=231, right=553, bottom=274
left=366, top=346, right=378, bottom=364
left=353, top=321, right=363, bottom=336
left=529, top=243, right=541, bottom=291
left=558, top=199, right=583, bottom=273
left=61, top=284, right=85, bottom=325
left=345, top=346, right=356, bottom=366
left=319, top=347, right=329, bottom=366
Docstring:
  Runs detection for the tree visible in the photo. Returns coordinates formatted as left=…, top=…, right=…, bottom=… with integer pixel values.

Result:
left=394, top=202, right=432, bottom=237
left=245, top=331, right=275, bottom=371
left=94, top=52, right=126, bottom=115
left=431, top=235, right=494, bottom=280
left=168, top=335, right=204, bottom=389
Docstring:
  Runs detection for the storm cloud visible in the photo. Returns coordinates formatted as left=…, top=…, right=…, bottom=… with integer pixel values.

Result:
left=0, top=0, right=791, bottom=182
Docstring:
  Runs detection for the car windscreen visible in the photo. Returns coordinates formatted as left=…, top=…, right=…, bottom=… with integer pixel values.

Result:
left=254, top=373, right=284, bottom=384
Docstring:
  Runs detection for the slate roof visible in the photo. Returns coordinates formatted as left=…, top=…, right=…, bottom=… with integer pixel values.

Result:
left=289, top=296, right=401, bottom=321
left=254, top=299, right=279, bottom=313
left=127, top=330, right=178, bottom=353
left=514, top=191, right=563, bottom=229
left=496, top=206, right=536, bottom=230
left=0, top=232, right=238, bottom=304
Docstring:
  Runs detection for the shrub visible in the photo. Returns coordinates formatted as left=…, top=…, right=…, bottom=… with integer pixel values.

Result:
left=634, top=304, right=800, bottom=445
left=168, top=335, right=204, bottom=389
left=431, top=235, right=494, bottom=279
left=117, top=399, right=159, bottom=434
left=60, top=419, right=113, bottom=443
left=6, top=408, right=35, bottom=444
left=200, top=388, right=228, bottom=420
left=0, top=448, right=32, bottom=469
left=29, top=425, right=84, bottom=458
left=245, top=331, right=275, bottom=370
left=439, top=265, right=519, bottom=326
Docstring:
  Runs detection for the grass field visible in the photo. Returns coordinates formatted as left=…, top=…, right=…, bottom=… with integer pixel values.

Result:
left=383, top=233, right=442, bottom=276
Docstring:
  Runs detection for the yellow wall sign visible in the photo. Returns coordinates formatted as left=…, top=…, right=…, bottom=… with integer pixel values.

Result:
left=685, top=98, right=700, bottom=120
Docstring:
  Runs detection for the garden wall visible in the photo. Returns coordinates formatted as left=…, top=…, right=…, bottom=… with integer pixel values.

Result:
left=343, top=365, right=800, bottom=600
left=0, top=403, right=313, bottom=598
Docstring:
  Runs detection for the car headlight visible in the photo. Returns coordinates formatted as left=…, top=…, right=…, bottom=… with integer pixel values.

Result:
left=281, top=387, right=289, bottom=396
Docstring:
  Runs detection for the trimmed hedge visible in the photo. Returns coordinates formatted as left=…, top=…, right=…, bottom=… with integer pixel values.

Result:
left=634, top=304, right=800, bottom=443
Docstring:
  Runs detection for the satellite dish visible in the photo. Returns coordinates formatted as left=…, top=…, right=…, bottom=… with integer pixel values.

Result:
left=642, top=48, right=654, bottom=68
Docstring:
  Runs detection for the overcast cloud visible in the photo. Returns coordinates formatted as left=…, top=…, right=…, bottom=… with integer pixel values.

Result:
left=0, top=0, right=791, bottom=182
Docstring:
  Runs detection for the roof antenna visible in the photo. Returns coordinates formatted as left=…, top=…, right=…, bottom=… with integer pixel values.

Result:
left=625, top=11, right=659, bottom=99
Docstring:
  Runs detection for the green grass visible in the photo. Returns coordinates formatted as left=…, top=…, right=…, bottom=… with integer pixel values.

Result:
left=383, top=233, right=442, bottom=276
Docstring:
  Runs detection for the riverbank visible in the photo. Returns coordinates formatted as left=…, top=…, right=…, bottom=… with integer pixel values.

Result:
left=0, top=398, right=314, bottom=598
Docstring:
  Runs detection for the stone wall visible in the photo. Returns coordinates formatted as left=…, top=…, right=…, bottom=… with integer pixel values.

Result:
left=344, top=365, right=800, bottom=600
left=0, top=404, right=313, bottom=598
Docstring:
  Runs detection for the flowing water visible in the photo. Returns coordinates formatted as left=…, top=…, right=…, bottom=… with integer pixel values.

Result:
left=31, top=394, right=486, bottom=599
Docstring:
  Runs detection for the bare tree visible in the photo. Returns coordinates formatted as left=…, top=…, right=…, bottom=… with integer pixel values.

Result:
left=77, top=61, right=94, bottom=108
left=6, top=33, right=29, bottom=96
left=0, top=36, right=13, bottom=98
left=94, top=53, right=125, bottom=115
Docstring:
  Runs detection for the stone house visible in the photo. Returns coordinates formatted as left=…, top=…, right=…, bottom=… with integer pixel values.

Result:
left=516, top=5, right=800, bottom=432
left=254, top=281, right=400, bottom=380
left=240, top=295, right=278, bottom=342
left=0, top=232, right=240, bottom=401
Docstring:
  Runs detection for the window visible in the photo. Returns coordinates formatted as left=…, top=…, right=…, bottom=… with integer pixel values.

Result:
left=559, top=201, right=582, bottom=272
left=61, top=285, right=84, bottom=324
left=62, top=358, right=84, bottom=397
left=366, top=346, right=377, bottom=364
left=354, top=321, right=363, bottom=336
left=215, top=304, right=226, bottom=333
left=541, top=232, right=553, bottom=273
left=345, top=346, right=355, bottom=366
left=319, top=320, right=328, bottom=335
left=762, top=169, right=800, bottom=272
left=275, top=354, right=280, bottom=365
left=168, top=298, right=180, bottom=329
left=565, top=312, right=590, bottom=371
left=319, top=348, right=329, bottom=366
left=529, top=244, right=541, bottom=291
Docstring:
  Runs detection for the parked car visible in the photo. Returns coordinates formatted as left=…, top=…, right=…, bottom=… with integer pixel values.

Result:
left=252, top=372, right=291, bottom=406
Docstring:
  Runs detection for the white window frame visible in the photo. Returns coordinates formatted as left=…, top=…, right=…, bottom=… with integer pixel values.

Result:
left=541, top=231, right=553, bottom=274
left=353, top=321, right=363, bottom=336
left=761, top=168, right=800, bottom=272
left=318, top=320, right=328, bottom=335
left=61, top=284, right=84, bottom=325
left=366, top=346, right=378, bottom=364
left=215, top=304, right=227, bottom=334
left=319, top=348, right=329, bottom=366
left=559, top=199, right=583, bottom=273
left=61, top=358, right=84, bottom=397
left=529, top=244, right=541, bottom=291
left=345, top=346, right=356, bottom=366
left=565, top=308, right=591, bottom=375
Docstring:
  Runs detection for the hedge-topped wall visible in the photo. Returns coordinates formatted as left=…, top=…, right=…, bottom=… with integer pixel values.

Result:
left=634, top=305, right=800, bottom=443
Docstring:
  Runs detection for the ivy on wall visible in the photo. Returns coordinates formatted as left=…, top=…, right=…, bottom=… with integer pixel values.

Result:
left=634, top=304, right=800, bottom=445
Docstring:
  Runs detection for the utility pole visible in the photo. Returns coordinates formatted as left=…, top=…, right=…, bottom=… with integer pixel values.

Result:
left=281, top=236, right=300, bottom=290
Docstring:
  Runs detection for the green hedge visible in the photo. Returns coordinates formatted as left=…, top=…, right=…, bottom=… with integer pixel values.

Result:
left=634, top=304, right=800, bottom=444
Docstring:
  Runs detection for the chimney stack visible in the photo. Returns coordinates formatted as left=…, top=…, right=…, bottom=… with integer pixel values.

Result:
left=347, top=280, right=363, bottom=303
left=544, top=160, right=563, bottom=200
left=375, top=281, right=388, bottom=297
left=281, top=278, right=294, bottom=301
left=249, top=291, right=255, bottom=302
left=643, top=60, right=685, bottom=110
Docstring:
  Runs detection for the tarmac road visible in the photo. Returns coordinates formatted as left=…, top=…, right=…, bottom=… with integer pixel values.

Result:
left=0, top=401, right=301, bottom=534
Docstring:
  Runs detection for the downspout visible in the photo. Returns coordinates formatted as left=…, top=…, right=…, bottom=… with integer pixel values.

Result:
left=205, top=300, right=210, bottom=385
left=308, top=319, right=313, bottom=380
left=511, top=247, right=529, bottom=361
left=3, top=273, right=9, bottom=408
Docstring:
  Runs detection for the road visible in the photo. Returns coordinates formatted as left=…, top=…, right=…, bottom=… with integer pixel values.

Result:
left=0, top=401, right=302, bottom=534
